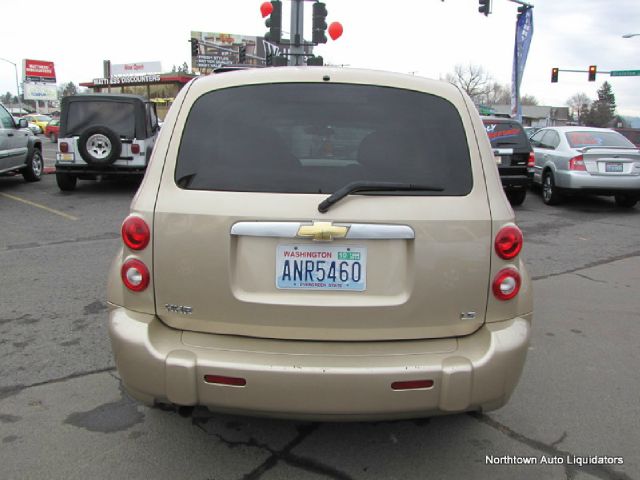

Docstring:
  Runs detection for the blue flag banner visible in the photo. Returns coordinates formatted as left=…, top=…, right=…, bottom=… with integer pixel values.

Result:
left=511, top=7, right=534, bottom=121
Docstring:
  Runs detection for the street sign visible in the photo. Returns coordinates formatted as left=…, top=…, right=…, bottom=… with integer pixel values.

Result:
left=610, top=70, right=640, bottom=77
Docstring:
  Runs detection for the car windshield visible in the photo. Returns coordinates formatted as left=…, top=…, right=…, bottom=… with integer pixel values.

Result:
left=66, top=101, right=136, bottom=138
left=33, top=115, right=51, bottom=122
left=565, top=131, right=635, bottom=149
left=176, top=83, right=473, bottom=195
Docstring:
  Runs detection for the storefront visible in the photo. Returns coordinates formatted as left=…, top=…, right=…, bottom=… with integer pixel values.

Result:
left=80, top=73, right=194, bottom=119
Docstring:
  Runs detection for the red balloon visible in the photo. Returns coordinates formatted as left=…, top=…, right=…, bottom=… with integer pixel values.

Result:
left=260, top=1, right=273, bottom=17
left=328, top=22, right=343, bottom=41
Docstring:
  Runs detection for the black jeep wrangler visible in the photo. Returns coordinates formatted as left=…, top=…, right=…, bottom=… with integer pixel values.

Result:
left=482, top=117, right=534, bottom=206
left=55, top=94, right=159, bottom=191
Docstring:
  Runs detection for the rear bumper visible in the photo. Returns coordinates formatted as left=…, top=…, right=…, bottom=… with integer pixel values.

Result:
left=556, top=170, right=640, bottom=194
left=108, top=307, right=532, bottom=421
left=500, top=174, right=532, bottom=190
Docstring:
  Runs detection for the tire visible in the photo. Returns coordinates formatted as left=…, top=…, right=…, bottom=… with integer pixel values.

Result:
left=78, top=126, right=122, bottom=165
left=506, top=189, right=527, bottom=206
left=542, top=171, right=563, bottom=205
left=614, top=194, right=638, bottom=208
left=21, top=148, right=43, bottom=182
left=50, top=132, right=57, bottom=143
left=56, top=172, right=77, bottom=191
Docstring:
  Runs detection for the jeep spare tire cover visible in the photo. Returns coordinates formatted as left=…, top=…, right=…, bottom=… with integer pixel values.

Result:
left=78, top=126, right=122, bottom=165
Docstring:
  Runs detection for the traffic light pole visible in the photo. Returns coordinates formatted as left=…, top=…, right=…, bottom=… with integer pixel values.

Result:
left=289, top=0, right=305, bottom=65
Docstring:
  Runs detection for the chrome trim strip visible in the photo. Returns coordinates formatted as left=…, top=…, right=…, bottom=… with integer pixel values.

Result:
left=230, top=222, right=301, bottom=238
left=346, top=224, right=415, bottom=239
left=231, top=222, right=414, bottom=240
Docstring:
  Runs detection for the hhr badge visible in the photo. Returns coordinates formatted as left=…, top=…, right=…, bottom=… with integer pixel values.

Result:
left=165, top=304, right=193, bottom=315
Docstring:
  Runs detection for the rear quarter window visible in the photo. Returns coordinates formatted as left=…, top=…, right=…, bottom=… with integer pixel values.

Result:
left=175, top=83, right=473, bottom=196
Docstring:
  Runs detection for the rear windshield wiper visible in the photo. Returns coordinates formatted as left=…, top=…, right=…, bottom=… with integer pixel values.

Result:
left=318, top=181, right=443, bottom=213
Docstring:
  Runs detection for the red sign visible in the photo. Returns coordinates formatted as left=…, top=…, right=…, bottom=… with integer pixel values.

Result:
left=24, top=59, right=56, bottom=83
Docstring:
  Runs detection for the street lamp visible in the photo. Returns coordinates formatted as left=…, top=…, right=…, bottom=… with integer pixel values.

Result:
left=622, top=33, right=640, bottom=38
left=0, top=57, right=23, bottom=113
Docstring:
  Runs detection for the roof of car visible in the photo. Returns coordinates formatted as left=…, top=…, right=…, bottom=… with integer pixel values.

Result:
left=62, top=93, right=149, bottom=104
left=481, top=116, right=521, bottom=123
left=188, top=67, right=465, bottom=103
left=540, top=126, right=617, bottom=133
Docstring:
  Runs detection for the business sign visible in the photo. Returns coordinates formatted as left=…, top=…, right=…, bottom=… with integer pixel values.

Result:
left=24, top=59, right=56, bottom=83
left=111, top=61, right=162, bottom=76
left=92, top=74, right=162, bottom=86
left=23, top=83, right=58, bottom=101
left=190, top=31, right=282, bottom=72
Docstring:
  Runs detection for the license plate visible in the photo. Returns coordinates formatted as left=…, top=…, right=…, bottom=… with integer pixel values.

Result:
left=606, top=162, right=623, bottom=173
left=276, top=244, right=367, bottom=291
left=57, top=153, right=75, bottom=162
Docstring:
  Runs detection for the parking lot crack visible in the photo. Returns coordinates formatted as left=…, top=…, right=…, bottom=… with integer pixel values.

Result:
left=470, top=413, right=632, bottom=480
left=532, top=251, right=640, bottom=281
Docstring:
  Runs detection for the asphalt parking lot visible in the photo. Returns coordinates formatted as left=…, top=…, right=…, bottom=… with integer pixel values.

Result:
left=1, top=149, right=639, bottom=479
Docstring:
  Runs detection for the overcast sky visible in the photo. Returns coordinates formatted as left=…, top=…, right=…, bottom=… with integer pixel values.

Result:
left=1, top=0, right=639, bottom=115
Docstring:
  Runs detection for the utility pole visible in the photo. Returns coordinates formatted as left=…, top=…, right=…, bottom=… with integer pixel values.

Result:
left=0, top=57, right=23, bottom=113
left=290, top=0, right=305, bottom=66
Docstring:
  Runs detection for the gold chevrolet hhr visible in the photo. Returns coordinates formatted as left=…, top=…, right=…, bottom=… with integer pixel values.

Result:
left=107, top=67, right=532, bottom=421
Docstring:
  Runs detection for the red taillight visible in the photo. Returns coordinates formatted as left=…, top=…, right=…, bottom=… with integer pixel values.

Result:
left=527, top=152, right=535, bottom=167
left=495, top=226, right=523, bottom=260
left=391, top=380, right=434, bottom=391
left=59, top=142, right=69, bottom=153
left=204, top=375, right=247, bottom=386
left=569, top=155, right=586, bottom=171
left=131, top=143, right=141, bottom=154
left=492, top=268, right=521, bottom=301
left=121, top=259, right=150, bottom=292
left=121, top=216, right=150, bottom=250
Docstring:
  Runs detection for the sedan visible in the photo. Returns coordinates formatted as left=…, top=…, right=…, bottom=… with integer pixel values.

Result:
left=530, top=126, right=640, bottom=208
left=44, top=118, right=60, bottom=142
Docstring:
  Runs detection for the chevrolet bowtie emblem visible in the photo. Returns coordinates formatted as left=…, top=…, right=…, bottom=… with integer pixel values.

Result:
left=297, top=222, right=349, bottom=241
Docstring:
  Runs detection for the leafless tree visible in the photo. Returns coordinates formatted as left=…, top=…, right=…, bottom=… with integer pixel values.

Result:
left=566, top=92, right=591, bottom=125
left=445, top=64, right=494, bottom=104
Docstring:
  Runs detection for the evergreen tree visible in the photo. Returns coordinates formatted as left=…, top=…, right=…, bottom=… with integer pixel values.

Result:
left=585, top=82, right=616, bottom=127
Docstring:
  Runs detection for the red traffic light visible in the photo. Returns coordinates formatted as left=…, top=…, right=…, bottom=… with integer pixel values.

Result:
left=260, top=1, right=273, bottom=17
left=588, top=65, right=597, bottom=81
left=328, top=22, right=343, bottom=40
left=551, top=67, right=559, bottom=83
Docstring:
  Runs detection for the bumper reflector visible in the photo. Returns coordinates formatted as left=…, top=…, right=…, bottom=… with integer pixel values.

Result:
left=391, top=379, right=434, bottom=390
left=204, top=375, right=247, bottom=387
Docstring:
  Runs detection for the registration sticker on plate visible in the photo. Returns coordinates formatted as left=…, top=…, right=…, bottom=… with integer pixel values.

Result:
left=276, top=244, right=367, bottom=291
left=605, top=162, right=623, bottom=173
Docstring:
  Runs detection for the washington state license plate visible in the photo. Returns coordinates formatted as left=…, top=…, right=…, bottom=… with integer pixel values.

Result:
left=276, top=244, right=367, bottom=291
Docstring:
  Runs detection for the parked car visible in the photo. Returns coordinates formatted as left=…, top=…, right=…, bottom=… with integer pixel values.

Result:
left=107, top=67, right=533, bottom=421
left=45, top=118, right=60, bottom=142
left=55, top=94, right=160, bottom=191
left=22, top=114, right=52, bottom=133
left=12, top=116, right=41, bottom=135
left=530, top=126, right=640, bottom=207
left=524, top=126, right=540, bottom=138
left=0, top=104, right=44, bottom=182
left=482, top=117, right=534, bottom=205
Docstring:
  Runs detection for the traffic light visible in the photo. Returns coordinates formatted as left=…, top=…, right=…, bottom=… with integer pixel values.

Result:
left=264, top=0, right=282, bottom=44
left=238, top=45, right=247, bottom=64
left=551, top=67, right=559, bottom=83
left=588, top=65, right=597, bottom=82
left=190, top=38, right=199, bottom=57
left=517, top=5, right=527, bottom=15
left=312, top=2, right=328, bottom=44
left=478, top=0, right=491, bottom=16
left=307, top=56, right=324, bottom=66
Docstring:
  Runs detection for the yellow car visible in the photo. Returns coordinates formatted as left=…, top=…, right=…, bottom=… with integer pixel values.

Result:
left=108, top=67, right=533, bottom=421
left=22, top=114, right=52, bottom=134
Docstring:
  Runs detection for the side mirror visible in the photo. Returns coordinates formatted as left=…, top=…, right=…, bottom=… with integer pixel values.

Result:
left=18, top=118, right=28, bottom=129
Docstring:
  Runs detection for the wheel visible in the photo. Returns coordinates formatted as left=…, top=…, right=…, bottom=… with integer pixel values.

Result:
left=56, top=172, right=77, bottom=191
left=614, top=194, right=638, bottom=208
left=506, top=189, right=527, bottom=206
left=21, top=148, right=43, bottom=182
left=78, top=126, right=122, bottom=165
left=50, top=132, right=57, bottom=143
left=542, top=171, right=563, bottom=205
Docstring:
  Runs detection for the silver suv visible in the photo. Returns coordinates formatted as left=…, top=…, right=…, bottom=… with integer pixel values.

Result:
left=0, top=103, right=43, bottom=182
left=108, top=68, right=533, bottom=421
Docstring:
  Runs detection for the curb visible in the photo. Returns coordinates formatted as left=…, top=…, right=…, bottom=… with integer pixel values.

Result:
left=44, top=166, right=56, bottom=174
